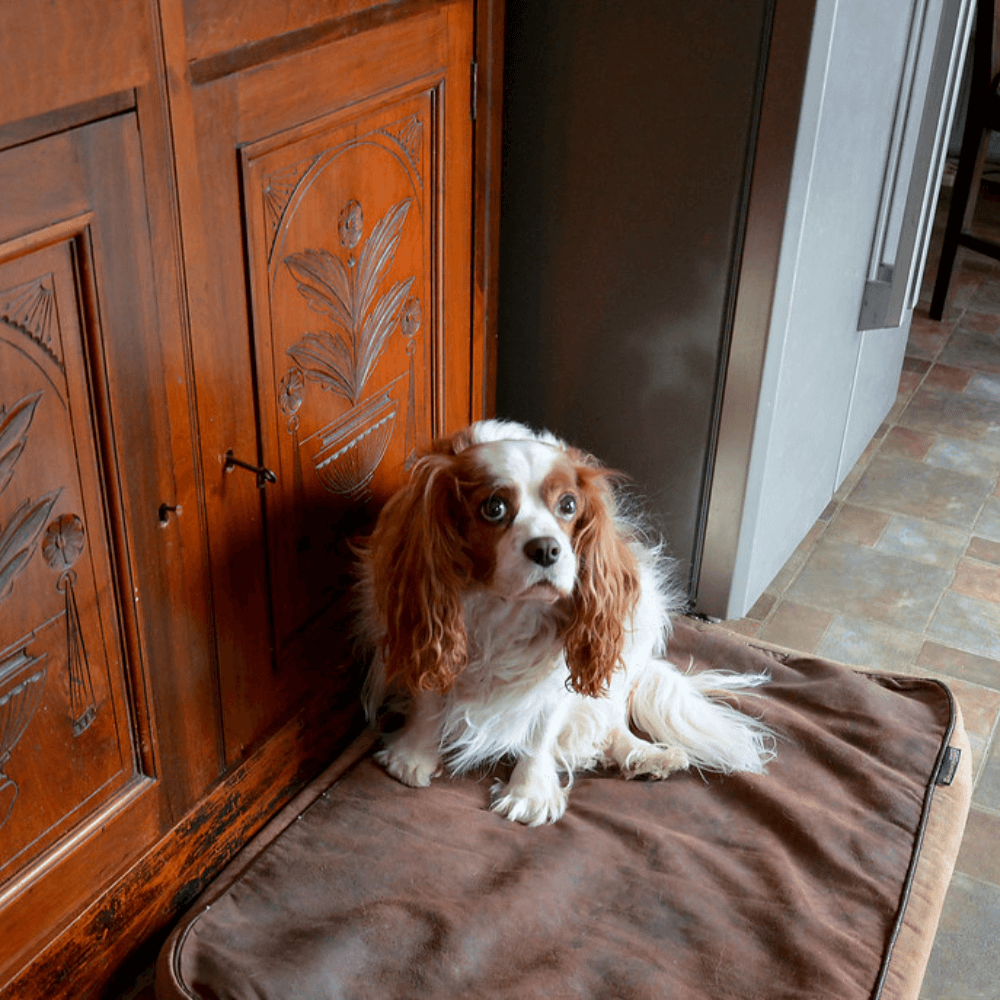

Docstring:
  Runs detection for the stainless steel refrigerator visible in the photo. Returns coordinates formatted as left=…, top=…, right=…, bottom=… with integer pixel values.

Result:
left=496, top=0, right=971, bottom=616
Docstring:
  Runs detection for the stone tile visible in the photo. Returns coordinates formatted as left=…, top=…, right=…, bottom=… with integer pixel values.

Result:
left=885, top=393, right=911, bottom=427
left=927, top=591, right=1000, bottom=662
left=833, top=438, right=882, bottom=502
left=904, top=670, right=991, bottom=776
left=974, top=497, right=1000, bottom=542
left=823, top=503, right=890, bottom=547
left=787, top=540, right=951, bottom=631
left=906, top=319, right=951, bottom=362
left=930, top=288, right=969, bottom=321
left=924, top=363, right=973, bottom=393
left=848, top=454, right=994, bottom=530
left=922, top=674, right=1000, bottom=756
left=765, top=521, right=826, bottom=595
left=925, top=437, right=1000, bottom=480
left=882, top=425, right=933, bottom=460
left=900, top=385, right=1000, bottom=442
left=902, top=353, right=933, bottom=374
left=757, top=601, right=833, bottom=654
left=955, top=808, right=1000, bottom=890
left=945, top=268, right=988, bottom=309
left=745, top=590, right=775, bottom=622
left=895, top=370, right=924, bottom=407
left=910, top=305, right=950, bottom=330
left=965, top=371, right=1000, bottom=403
left=917, top=641, right=1000, bottom=692
left=973, top=736, right=1000, bottom=813
left=956, top=305, right=1000, bottom=333
left=968, top=733, right=988, bottom=783
left=815, top=616, right=923, bottom=672
left=968, top=278, right=1000, bottom=316
left=875, top=515, right=968, bottom=569
left=920, top=873, right=1000, bottom=1000
left=939, top=324, right=1000, bottom=374
left=952, top=559, right=1000, bottom=605
left=967, top=537, right=1000, bottom=565
left=721, top=618, right=761, bottom=638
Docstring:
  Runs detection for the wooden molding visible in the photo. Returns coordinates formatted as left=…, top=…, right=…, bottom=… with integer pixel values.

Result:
left=0, top=699, right=364, bottom=1000
left=473, top=0, right=504, bottom=419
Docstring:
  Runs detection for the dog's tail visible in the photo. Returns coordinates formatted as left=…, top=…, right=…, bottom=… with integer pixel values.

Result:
left=629, top=659, right=774, bottom=775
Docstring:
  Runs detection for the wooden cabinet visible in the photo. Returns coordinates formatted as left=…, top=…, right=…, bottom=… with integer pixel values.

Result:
left=0, top=116, right=165, bottom=977
left=184, top=4, right=475, bottom=761
left=0, top=2, right=501, bottom=995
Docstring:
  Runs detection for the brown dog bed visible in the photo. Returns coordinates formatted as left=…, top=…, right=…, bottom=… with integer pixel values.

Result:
left=155, top=618, right=971, bottom=1000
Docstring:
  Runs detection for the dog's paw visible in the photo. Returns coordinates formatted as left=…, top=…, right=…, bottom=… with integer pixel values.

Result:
left=621, top=745, right=690, bottom=780
left=490, top=773, right=568, bottom=826
left=375, top=745, right=443, bottom=788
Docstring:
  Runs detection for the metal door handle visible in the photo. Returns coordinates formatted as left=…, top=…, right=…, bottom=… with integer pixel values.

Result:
left=858, top=0, right=973, bottom=331
left=224, top=450, right=277, bottom=489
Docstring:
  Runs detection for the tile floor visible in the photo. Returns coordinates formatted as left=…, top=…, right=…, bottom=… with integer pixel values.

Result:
left=723, top=185, right=1000, bottom=1000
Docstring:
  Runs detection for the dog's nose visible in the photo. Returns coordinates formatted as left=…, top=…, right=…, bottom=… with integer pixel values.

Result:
left=524, top=536, right=561, bottom=567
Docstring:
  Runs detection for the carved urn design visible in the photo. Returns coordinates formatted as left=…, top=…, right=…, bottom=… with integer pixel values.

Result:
left=0, top=651, right=47, bottom=830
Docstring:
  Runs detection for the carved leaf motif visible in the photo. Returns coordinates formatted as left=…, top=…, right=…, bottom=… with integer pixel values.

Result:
left=356, top=275, right=414, bottom=396
left=0, top=491, right=61, bottom=602
left=379, top=116, right=423, bottom=179
left=264, top=157, right=318, bottom=259
left=287, top=331, right=357, bottom=401
left=0, top=392, right=42, bottom=496
left=354, top=199, right=411, bottom=324
left=283, top=197, right=415, bottom=407
left=0, top=279, right=62, bottom=370
left=284, top=249, right=353, bottom=332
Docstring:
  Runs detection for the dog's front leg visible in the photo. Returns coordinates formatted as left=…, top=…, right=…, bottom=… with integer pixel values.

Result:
left=375, top=690, right=443, bottom=788
left=491, top=701, right=571, bottom=826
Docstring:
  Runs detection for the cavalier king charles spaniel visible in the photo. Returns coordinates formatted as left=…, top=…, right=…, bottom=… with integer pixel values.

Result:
left=357, top=420, right=772, bottom=825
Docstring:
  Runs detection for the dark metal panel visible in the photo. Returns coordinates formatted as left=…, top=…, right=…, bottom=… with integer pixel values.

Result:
left=496, top=1, right=773, bottom=589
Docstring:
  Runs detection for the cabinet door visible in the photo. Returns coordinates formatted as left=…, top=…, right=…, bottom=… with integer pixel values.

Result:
left=242, top=88, right=440, bottom=668
left=179, top=2, right=474, bottom=760
left=698, top=0, right=972, bottom=617
left=0, top=116, right=163, bottom=978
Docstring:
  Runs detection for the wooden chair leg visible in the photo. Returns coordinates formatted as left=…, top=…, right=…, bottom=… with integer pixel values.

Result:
left=930, top=122, right=987, bottom=320
left=930, top=0, right=997, bottom=320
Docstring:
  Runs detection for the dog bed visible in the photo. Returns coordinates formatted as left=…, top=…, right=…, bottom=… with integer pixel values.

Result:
left=155, top=618, right=971, bottom=1000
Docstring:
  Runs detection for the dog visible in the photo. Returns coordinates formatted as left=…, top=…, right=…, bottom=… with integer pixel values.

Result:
left=356, top=419, right=772, bottom=825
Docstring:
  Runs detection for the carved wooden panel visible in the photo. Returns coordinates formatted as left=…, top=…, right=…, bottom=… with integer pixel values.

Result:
left=179, top=1, right=473, bottom=764
left=0, top=229, right=139, bottom=885
left=0, top=2, right=494, bottom=992
left=241, top=86, right=438, bottom=660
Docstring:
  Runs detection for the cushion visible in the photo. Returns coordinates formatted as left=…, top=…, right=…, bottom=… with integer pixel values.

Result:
left=156, top=618, right=971, bottom=1000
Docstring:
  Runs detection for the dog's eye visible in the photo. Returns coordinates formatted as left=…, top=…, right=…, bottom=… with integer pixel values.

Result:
left=480, top=496, right=508, bottom=523
left=556, top=493, right=577, bottom=519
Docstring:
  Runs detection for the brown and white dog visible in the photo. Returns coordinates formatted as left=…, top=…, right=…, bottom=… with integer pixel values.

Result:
left=356, top=420, right=771, bottom=825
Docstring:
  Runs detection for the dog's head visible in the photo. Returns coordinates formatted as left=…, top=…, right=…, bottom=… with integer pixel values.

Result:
left=363, top=420, right=641, bottom=698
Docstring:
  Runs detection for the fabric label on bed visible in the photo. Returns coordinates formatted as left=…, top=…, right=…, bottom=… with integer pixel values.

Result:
left=935, top=746, right=961, bottom=786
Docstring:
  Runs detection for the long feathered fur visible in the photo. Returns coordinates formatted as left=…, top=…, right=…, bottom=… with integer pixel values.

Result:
left=356, top=419, right=773, bottom=824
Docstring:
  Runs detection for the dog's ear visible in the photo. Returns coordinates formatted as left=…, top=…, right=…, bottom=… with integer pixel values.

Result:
left=365, top=454, right=469, bottom=695
left=429, top=425, right=477, bottom=455
left=562, top=461, right=641, bottom=697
